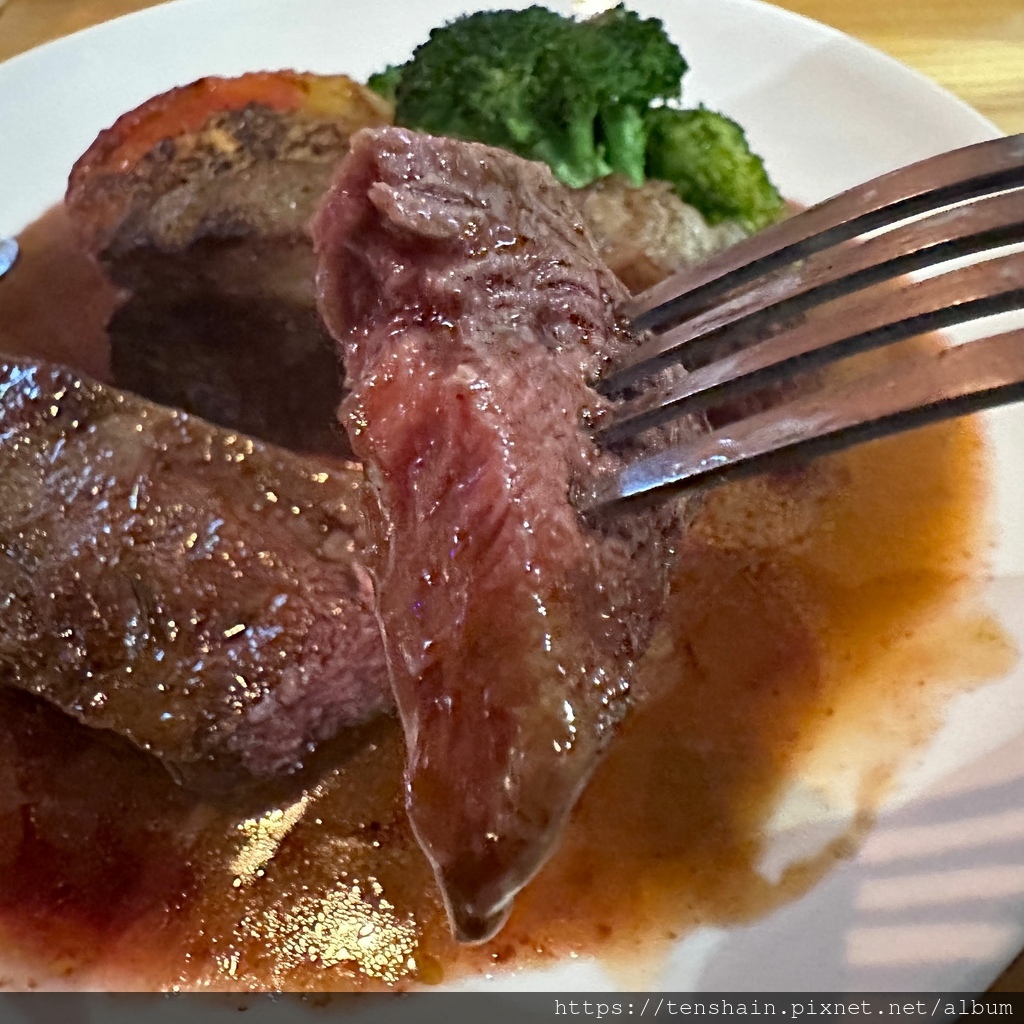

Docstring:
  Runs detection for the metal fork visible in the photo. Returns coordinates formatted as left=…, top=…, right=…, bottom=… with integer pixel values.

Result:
left=0, top=238, right=18, bottom=279
left=584, top=133, right=1024, bottom=511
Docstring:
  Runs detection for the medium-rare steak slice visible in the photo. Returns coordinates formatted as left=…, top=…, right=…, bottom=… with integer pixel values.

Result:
left=314, top=127, right=689, bottom=941
left=66, top=73, right=392, bottom=457
left=0, top=358, right=391, bottom=786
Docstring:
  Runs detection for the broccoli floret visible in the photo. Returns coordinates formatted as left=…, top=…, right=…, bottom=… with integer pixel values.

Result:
left=370, top=5, right=784, bottom=234
left=367, top=64, right=403, bottom=104
left=388, top=5, right=686, bottom=190
left=645, top=107, right=783, bottom=233
left=534, top=4, right=687, bottom=186
left=390, top=8, right=567, bottom=156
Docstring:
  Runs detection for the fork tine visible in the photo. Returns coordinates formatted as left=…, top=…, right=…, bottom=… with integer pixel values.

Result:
left=627, top=134, right=1024, bottom=334
left=582, top=327, right=1024, bottom=512
left=603, top=186, right=1024, bottom=393
left=600, top=247, right=1024, bottom=444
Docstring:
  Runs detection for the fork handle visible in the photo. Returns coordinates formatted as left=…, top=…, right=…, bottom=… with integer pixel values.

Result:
left=584, top=329, right=1024, bottom=511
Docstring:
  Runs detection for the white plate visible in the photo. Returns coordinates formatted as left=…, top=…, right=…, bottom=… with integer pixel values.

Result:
left=2, top=0, right=1024, bottom=997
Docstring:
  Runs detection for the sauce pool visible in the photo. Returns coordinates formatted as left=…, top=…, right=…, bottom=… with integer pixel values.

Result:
left=0, top=207, right=117, bottom=381
left=0, top=207, right=1015, bottom=991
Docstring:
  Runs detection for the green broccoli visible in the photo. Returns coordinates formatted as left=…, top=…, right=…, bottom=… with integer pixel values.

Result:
left=567, top=3, right=687, bottom=184
left=385, top=5, right=686, bottom=189
left=387, top=8, right=566, bottom=158
left=529, top=4, right=687, bottom=186
left=369, top=5, right=783, bottom=234
left=645, top=107, right=784, bottom=233
left=367, top=64, right=403, bottom=105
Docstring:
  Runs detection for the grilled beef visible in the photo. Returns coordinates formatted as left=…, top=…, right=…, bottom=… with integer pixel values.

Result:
left=314, top=127, right=692, bottom=942
left=0, top=358, right=391, bottom=786
left=66, top=73, right=392, bottom=457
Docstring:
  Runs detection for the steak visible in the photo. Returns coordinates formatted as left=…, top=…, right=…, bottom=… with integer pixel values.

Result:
left=0, top=358, right=391, bottom=786
left=314, top=127, right=690, bottom=941
left=66, top=72, right=392, bottom=457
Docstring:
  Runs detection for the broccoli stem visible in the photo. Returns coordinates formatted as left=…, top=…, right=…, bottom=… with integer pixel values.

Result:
left=534, top=113, right=610, bottom=189
left=599, top=104, right=647, bottom=186
left=367, top=65, right=402, bottom=104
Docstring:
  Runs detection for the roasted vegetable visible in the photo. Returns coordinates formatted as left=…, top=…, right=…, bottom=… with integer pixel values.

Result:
left=367, top=64, right=403, bottom=104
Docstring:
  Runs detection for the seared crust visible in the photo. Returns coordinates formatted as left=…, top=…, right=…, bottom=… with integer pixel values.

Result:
left=67, top=72, right=393, bottom=260
left=65, top=73, right=393, bottom=457
left=0, top=357, right=392, bottom=789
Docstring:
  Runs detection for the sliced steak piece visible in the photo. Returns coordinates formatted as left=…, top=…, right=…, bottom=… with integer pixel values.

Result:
left=0, top=358, right=392, bottom=787
left=314, top=127, right=690, bottom=942
left=66, top=72, right=392, bottom=457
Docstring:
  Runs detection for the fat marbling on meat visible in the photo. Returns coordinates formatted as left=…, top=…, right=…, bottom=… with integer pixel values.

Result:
left=0, top=359, right=391, bottom=786
left=314, top=127, right=689, bottom=942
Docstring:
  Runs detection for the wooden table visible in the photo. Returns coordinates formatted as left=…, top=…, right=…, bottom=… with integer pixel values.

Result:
left=2, top=0, right=1023, bottom=994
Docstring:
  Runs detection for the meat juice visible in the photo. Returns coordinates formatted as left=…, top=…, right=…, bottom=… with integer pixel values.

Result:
left=0, top=206, right=1014, bottom=991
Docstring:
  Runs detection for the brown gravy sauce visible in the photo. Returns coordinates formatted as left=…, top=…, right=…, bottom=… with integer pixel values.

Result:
left=0, top=207, right=1016, bottom=991
left=0, top=207, right=117, bottom=382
